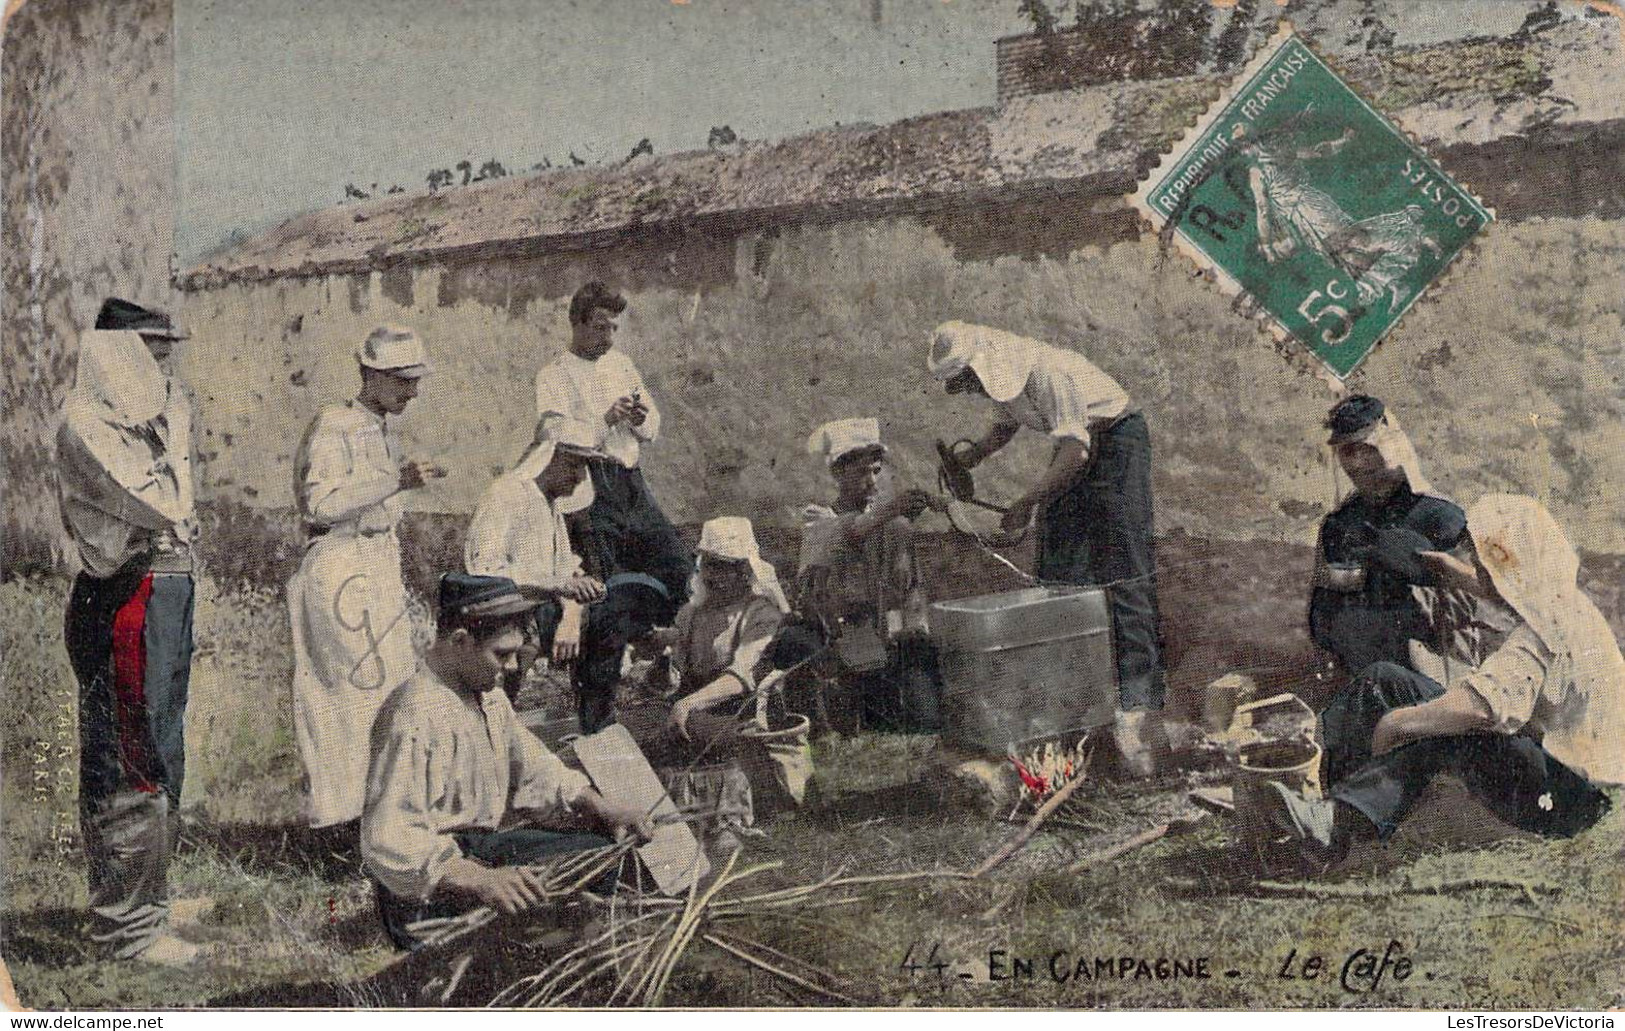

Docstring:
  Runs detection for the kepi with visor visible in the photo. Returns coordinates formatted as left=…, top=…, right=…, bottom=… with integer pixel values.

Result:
left=437, top=572, right=550, bottom=622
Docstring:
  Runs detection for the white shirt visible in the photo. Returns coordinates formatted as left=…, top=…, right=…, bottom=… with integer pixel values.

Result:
left=534, top=350, right=660, bottom=468
left=293, top=400, right=403, bottom=536
left=56, top=384, right=195, bottom=577
left=464, top=471, right=582, bottom=590
left=994, top=342, right=1130, bottom=454
left=361, top=666, right=592, bottom=901
left=1417, top=595, right=1625, bottom=786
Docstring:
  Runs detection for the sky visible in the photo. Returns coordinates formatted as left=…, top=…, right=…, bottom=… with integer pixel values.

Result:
left=173, top=0, right=1553, bottom=266
left=173, top=0, right=1029, bottom=265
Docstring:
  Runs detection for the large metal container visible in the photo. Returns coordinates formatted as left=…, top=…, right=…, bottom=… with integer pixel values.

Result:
left=930, top=585, right=1117, bottom=753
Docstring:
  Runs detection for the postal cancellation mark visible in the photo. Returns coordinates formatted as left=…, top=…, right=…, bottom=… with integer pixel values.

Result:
left=1132, top=27, right=1494, bottom=380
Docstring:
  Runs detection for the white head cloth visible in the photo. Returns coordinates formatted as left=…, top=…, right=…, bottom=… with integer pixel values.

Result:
left=691, top=516, right=789, bottom=613
left=806, top=417, right=886, bottom=468
left=521, top=417, right=600, bottom=514
left=71, top=330, right=168, bottom=428
left=1470, top=495, right=1605, bottom=659
left=1466, top=494, right=1625, bottom=783
left=927, top=321, right=1038, bottom=404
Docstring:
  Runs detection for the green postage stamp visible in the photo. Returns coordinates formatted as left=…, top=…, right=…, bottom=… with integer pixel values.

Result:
left=1132, top=25, right=1494, bottom=379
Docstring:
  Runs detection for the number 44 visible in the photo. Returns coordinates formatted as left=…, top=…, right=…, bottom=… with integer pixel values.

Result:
left=1297, top=279, right=1353, bottom=345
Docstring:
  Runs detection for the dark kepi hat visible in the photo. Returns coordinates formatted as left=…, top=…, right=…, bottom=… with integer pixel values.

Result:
left=95, top=297, right=189, bottom=340
left=1325, top=394, right=1385, bottom=445
left=437, top=572, right=546, bottom=622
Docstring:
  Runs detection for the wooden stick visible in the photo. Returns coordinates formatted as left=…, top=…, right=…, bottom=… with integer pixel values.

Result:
left=1064, top=822, right=1171, bottom=874
left=648, top=850, right=745, bottom=1005
left=1063, top=813, right=1210, bottom=875
left=708, top=930, right=840, bottom=983
left=1250, top=877, right=1561, bottom=900
left=970, top=767, right=1091, bottom=879
left=703, top=933, right=862, bottom=1005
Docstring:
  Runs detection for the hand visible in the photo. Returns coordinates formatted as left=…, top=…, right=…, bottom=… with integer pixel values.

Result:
left=552, top=629, right=580, bottom=664
left=1001, top=497, right=1036, bottom=536
left=596, top=801, right=656, bottom=845
left=625, top=400, right=649, bottom=428
left=897, top=487, right=932, bottom=520
left=399, top=459, right=444, bottom=490
left=667, top=696, right=697, bottom=740
left=1417, top=549, right=1484, bottom=595
left=443, top=860, right=548, bottom=915
left=553, top=600, right=586, bottom=664
left=561, top=576, right=606, bottom=604
left=644, top=626, right=678, bottom=650
left=605, top=395, right=639, bottom=426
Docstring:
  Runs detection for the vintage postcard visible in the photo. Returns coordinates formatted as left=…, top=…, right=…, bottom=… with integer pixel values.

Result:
left=3, top=0, right=1623, bottom=1016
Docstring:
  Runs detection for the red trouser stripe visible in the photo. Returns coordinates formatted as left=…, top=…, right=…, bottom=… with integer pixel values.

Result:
left=111, top=573, right=159, bottom=793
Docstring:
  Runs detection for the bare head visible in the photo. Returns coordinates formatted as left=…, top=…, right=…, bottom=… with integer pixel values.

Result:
left=568, top=281, right=627, bottom=361
left=434, top=615, right=529, bottom=696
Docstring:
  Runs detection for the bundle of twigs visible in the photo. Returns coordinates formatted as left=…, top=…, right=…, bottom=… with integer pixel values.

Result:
left=487, top=853, right=970, bottom=1008
left=411, top=841, right=636, bottom=951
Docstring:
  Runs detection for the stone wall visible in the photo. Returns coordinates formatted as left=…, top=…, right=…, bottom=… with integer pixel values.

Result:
left=178, top=210, right=1625, bottom=566
left=1, top=0, right=178, bottom=574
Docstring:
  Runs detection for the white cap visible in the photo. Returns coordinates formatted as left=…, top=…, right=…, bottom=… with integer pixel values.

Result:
left=927, top=321, right=1033, bottom=403
left=806, top=417, right=886, bottom=468
left=357, top=325, right=433, bottom=378
left=697, top=516, right=762, bottom=563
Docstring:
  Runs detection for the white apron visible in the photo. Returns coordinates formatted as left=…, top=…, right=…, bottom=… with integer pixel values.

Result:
left=289, top=529, right=417, bottom=827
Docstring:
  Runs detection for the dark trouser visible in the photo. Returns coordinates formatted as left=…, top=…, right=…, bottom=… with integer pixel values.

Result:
left=840, top=639, right=945, bottom=734
left=1310, top=594, right=1428, bottom=674
left=1036, top=412, right=1164, bottom=711
left=65, top=561, right=195, bottom=958
left=376, top=828, right=615, bottom=951
left=524, top=585, right=670, bottom=735
left=571, top=460, right=692, bottom=610
left=1322, top=662, right=1612, bottom=841
left=766, top=622, right=941, bottom=734
left=523, top=599, right=619, bottom=734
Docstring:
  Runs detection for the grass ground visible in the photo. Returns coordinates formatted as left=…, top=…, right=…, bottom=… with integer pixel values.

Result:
left=3, top=574, right=1622, bottom=1009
